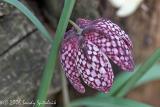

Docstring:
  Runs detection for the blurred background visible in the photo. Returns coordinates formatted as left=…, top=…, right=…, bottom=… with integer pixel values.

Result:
left=0, top=0, right=160, bottom=107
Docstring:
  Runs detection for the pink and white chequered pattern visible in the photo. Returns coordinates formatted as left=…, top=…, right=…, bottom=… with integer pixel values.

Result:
left=60, top=18, right=134, bottom=93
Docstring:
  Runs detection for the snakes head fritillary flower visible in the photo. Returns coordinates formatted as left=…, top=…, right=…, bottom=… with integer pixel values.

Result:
left=60, top=18, right=134, bottom=93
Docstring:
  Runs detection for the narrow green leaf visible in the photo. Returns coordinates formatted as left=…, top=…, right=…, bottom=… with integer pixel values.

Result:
left=135, top=64, right=160, bottom=86
left=3, top=0, right=53, bottom=43
left=70, top=95, right=152, bottom=107
left=109, top=64, right=160, bottom=96
left=111, top=49, right=160, bottom=97
left=109, top=66, right=139, bottom=96
left=35, top=0, right=75, bottom=107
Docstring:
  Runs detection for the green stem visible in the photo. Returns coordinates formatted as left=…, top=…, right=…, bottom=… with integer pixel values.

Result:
left=69, top=20, right=82, bottom=34
left=61, top=67, right=70, bottom=107
left=114, top=49, right=160, bottom=97
left=35, top=0, right=76, bottom=107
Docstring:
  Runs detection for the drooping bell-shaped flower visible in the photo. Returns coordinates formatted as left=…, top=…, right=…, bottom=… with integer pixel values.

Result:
left=60, top=18, right=134, bottom=93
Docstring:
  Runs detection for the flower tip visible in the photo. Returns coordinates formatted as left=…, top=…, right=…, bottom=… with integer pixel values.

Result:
left=97, top=86, right=112, bottom=93
left=77, top=87, right=85, bottom=94
left=73, top=84, right=86, bottom=94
